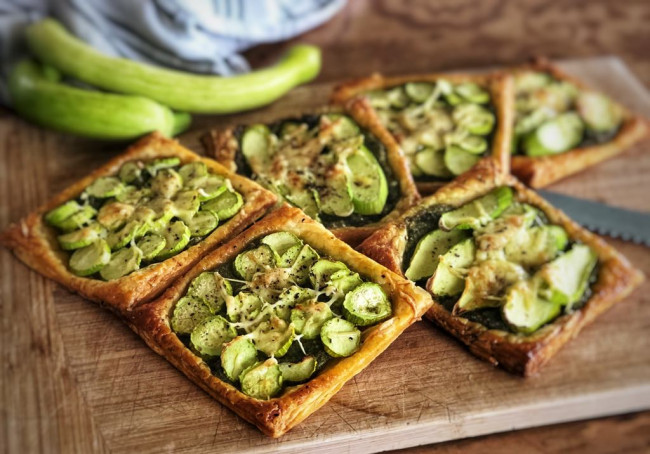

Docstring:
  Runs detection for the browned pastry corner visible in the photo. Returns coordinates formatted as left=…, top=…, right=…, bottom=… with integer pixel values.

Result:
left=0, top=132, right=277, bottom=315
left=509, top=57, right=648, bottom=187
left=357, top=160, right=643, bottom=376
left=200, top=102, right=420, bottom=248
left=126, top=204, right=432, bottom=437
left=330, top=71, right=514, bottom=195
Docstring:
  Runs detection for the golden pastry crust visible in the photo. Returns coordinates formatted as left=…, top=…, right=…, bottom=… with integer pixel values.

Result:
left=509, top=58, right=648, bottom=187
left=358, top=160, right=644, bottom=376
left=331, top=71, right=514, bottom=195
left=126, top=204, right=432, bottom=437
left=0, top=132, right=277, bottom=315
left=201, top=101, right=420, bottom=247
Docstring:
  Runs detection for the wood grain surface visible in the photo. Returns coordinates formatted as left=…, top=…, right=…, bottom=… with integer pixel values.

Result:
left=245, top=0, right=650, bottom=87
left=2, top=0, right=650, bottom=451
left=2, top=56, right=648, bottom=454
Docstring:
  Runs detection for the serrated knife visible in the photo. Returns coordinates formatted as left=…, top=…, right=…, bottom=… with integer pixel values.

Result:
left=537, top=190, right=650, bottom=246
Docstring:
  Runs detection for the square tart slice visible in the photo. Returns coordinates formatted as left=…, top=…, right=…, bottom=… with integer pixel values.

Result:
left=127, top=204, right=431, bottom=437
left=331, top=71, right=514, bottom=195
left=509, top=58, right=647, bottom=187
left=201, top=101, right=420, bottom=247
left=1, top=132, right=277, bottom=314
left=357, top=160, right=643, bottom=376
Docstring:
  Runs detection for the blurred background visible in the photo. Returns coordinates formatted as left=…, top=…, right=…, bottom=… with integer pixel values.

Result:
left=248, top=0, right=649, bottom=85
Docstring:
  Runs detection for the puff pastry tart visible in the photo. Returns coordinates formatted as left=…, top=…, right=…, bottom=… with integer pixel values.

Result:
left=1, top=132, right=277, bottom=314
left=331, top=71, right=514, bottom=195
left=358, top=160, right=643, bottom=376
left=509, top=58, right=647, bottom=187
left=201, top=100, right=420, bottom=247
left=127, top=204, right=431, bottom=437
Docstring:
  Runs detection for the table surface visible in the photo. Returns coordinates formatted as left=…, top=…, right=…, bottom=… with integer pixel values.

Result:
left=2, top=1, right=650, bottom=453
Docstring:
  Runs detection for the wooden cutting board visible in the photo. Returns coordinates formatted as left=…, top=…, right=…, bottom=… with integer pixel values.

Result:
left=1, top=57, right=649, bottom=454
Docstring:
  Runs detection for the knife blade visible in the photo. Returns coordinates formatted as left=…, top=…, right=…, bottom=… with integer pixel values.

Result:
left=537, top=190, right=650, bottom=246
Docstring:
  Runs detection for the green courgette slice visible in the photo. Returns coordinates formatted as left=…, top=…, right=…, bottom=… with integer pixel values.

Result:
left=241, top=124, right=272, bottom=172
left=190, top=315, right=236, bottom=358
left=57, top=223, right=106, bottom=250
left=523, top=112, right=584, bottom=157
left=455, top=82, right=490, bottom=104
left=454, top=135, right=488, bottom=154
left=453, top=104, right=495, bottom=135
left=405, top=229, right=470, bottom=281
left=503, top=281, right=562, bottom=334
left=186, top=210, right=219, bottom=237
left=324, top=114, right=360, bottom=140
left=261, top=232, right=303, bottom=264
left=172, top=190, right=201, bottom=223
left=289, top=244, right=320, bottom=285
left=319, top=171, right=355, bottom=217
left=284, top=187, right=321, bottom=220
left=227, top=292, right=264, bottom=324
left=291, top=302, right=334, bottom=339
left=99, top=246, right=142, bottom=281
left=576, top=91, right=622, bottom=133
left=386, top=86, right=410, bottom=108
left=68, top=239, right=111, bottom=276
left=157, top=220, right=191, bottom=259
left=453, top=260, right=526, bottom=314
left=85, top=177, right=124, bottom=199
left=202, top=190, right=243, bottom=221
left=106, top=220, right=139, bottom=250
left=279, top=356, right=317, bottom=383
left=539, top=244, right=598, bottom=310
left=239, top=359, right=283, bottom=400
left=439, top=186, right=513, bottom=230
left=444, top=146, right=481, bottom=176
left=135, top=234, right=166, bottom=261
left=179, top=161, right=208, bottom=182
left=405, top=82, right=435, bottom=103
left=320, top=317, right=361, bottom=358
left=145, top=157, right=180, bottom=176
left=309, top=259, right=350, bottom=288
left=118, top=161, right=142, bottom=184
left=145, top=197, right=175, bottom=222
left=187, top=271, right=233, bottom=313
left=515, top=72, right=552, bottom=93
left=504, top=225, right=568, bottom=268
left=57, top=205, right=97, bottom=232
left=274, top=286, right=316, bottom=320
left=342, top=283, right=392, bottom=326
left=96, top=202, right=134, bottom=231
left=514, top=108, right=553, bottom=137
left=190, top=174, right=228, bottom=202
left=171, top=296, right=213, bottom=335
left=150, top=168, right=183, bottom=199
left=249, top=317, right=295, bottom=357
left=220, top=336, right=258, bottom=383
left=278, top=244, right=302, bottom=268
left=234, top=245, right=276, bottom=281
left=329, top=273, right=363, bottom=305
left=346, top=145, right=388, bottom=215
left=414, top=147, right=453, bottom=178
left=45, top=200, right=82, bottom=227
left=427, top=238, right=475, bottom=297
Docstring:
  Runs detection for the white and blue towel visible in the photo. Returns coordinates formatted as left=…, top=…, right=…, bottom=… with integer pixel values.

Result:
left=0, top=0, right=345, bottom=104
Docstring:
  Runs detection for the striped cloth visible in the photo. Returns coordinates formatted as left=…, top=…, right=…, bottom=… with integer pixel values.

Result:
left=0, top=0, right=345, bottom=103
